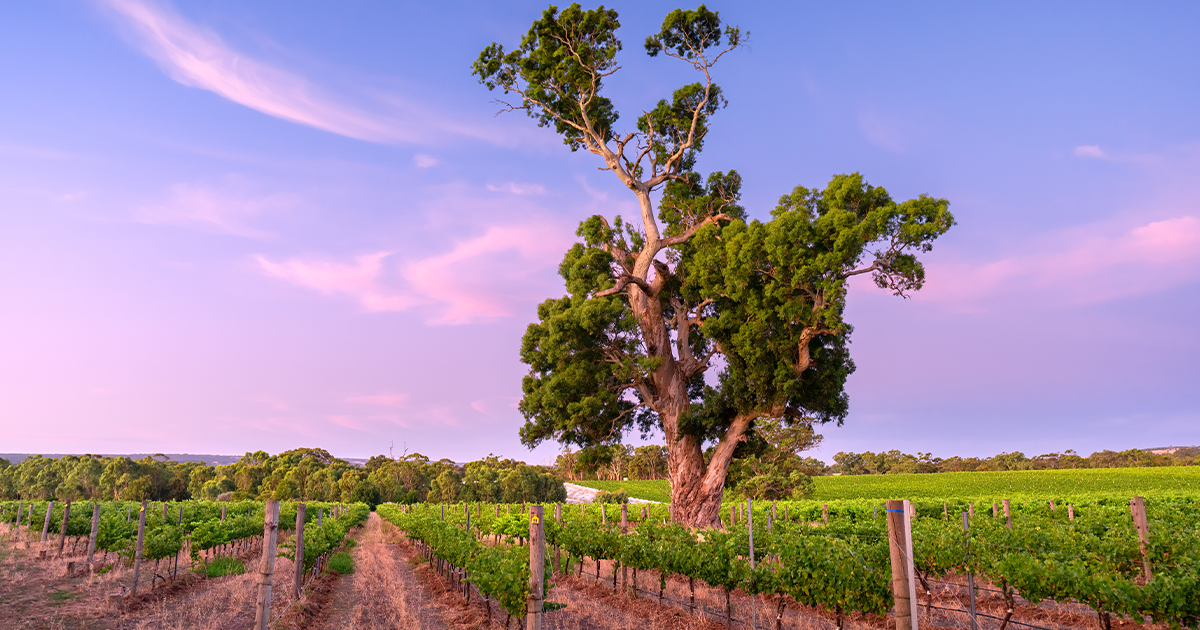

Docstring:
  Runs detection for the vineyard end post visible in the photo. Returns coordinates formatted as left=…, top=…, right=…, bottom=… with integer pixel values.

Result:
left=1130, top=497, right=1151, bottom=583
left=130, top=500, right=147, bottom=597
left=254, top=500, right=280, bottom=630
left=886, top=500, right=915, bottom=630
left=527, top=505, right=545, bottom=630
left=41, top=500, right=54, bottom=542
left=962, top=512, right=977, bottom=630
left=294, top=503, right=306, bottom=599
left=86, top=503, right=101, bottom=569
left=57, top=500, right=72, bottom=556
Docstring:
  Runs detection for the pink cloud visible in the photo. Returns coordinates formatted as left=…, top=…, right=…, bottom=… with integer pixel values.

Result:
left=347, top=394, right=408, bottom=407
left=916, top=216, right=1200, bottom=309
left=255, top=223, right=570, bottom=324
left=1073, top=145, right=1106, bottom=159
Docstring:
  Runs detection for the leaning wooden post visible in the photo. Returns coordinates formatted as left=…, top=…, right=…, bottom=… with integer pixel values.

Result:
left=527, top=505, right=545, bottom=630
left=294, top=503, right=306, bottom=598
left=86, top=504, right=101, bottom=569
left=253, top=500, right=281, bottom=630
left=886, top=500, right=917, bottom=630
left=1003, top=499, right=1012, bottom=529
left=130, top=500, right=148, bottom=596
left=41, top=500, right=54, bottom=542
left=57, top=500, right=72, bottom=555
left=1130, top=497, right=1152, bottom=583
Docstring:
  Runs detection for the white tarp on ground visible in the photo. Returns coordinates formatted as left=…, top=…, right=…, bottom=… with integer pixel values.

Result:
left=563, top=482, right=660, bottom=505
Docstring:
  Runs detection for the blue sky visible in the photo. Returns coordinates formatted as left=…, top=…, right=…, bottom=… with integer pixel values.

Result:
left=1, top=0, right=1197, bottom=464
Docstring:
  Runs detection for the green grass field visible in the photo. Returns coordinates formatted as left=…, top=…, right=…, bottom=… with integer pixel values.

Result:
left=574, top=466, right=1200, bottom=503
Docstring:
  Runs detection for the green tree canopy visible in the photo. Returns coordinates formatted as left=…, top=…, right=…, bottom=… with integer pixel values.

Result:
left=476, top=3, right=954, bottom=527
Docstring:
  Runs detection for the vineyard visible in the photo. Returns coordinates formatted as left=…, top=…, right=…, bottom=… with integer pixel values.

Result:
left=2, top=492, right=1198, bottom=630
left=379, top=495, right=1200, bottom=630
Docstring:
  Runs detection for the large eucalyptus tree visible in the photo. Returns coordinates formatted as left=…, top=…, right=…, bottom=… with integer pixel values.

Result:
left=474, top=4, right=955, bottom=527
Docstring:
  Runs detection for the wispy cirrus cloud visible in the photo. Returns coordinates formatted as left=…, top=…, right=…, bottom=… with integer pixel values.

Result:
left=347, top=394, right=408, bottom=407
left=1073, top=145, right=1107, bottom=159
left=134, top=179, right=298, bottom=237
left=915, top=215, right=1200, bottom=310
left=99, top=0, right=513, bottom=146
left=255, top=223, right=571, bottom=325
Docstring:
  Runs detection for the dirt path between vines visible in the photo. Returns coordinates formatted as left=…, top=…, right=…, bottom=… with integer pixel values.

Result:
left=307, top=512, right=452, bottom=630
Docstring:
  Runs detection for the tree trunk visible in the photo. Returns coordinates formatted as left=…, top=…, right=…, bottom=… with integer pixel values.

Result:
left=668, top=413, right=755, bottom=529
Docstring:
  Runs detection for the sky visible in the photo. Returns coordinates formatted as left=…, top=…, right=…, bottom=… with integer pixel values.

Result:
left=1, top=0, right=1197, bottom=465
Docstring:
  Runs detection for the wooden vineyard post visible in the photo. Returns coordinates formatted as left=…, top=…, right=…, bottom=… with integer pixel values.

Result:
left=441, top=504, right=444, bottom=521
left=962, top=512, right=978, bottom=630
left=317, top=508, right=323, bottom=527
left=527, top=505, right=545, bottom=630
left=1068, top=505, right=1075, bottom=521
left=822, top=503, right=829, bottom=525
left=730, top=505, right=736, bottom=528
left=968, top=503, right=974, bottom=520
left=1130, top=497, right=1152, bottom=583
left=992, top=502, right=997, bottom=519
left=294, top=503, right=306, bottom=598
left=1003, top=499, right=1012, bottom=529
left=173, top=507, right=183, bottom=579
left=57, top=500, right=72, bottom=555
left=41, top=500, right=54, bottom=542
left=874, top=505, right=878, bottom=520
left=131, top=500, right=148, bottom=596
left=747, top=498, right=755, bottom=571
left=253, top=500, right=281, bottom=630
left=1049, top=500, right=1055, bottom=512
left=162, top=503, right=168, bottom=520
left=620, top=503, right=628, bottom=534
left=886, top=500, right=918, bottom=630
left=496, top=504, right=500, bottom=517
left=86, top=504, right=101, bottom=569
left=221, top=504, right=226, bottom=522
left=943, top=502, right=948, bottom=521
left=554, top=504, right=562, bottom=575
left=601, top=503, right=606, bottom=526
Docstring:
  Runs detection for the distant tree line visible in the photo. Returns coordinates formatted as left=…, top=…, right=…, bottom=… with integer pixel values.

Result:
left=0, top=448, right=565, bottom=506
left=830, top=448, right=1200, bottom=475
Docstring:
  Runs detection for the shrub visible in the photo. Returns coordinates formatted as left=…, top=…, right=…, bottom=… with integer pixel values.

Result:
left=594, top=489, right=629, bottom=504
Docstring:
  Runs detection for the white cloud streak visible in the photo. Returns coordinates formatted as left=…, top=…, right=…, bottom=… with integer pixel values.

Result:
left=100, top=0, right=514, bottom=146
